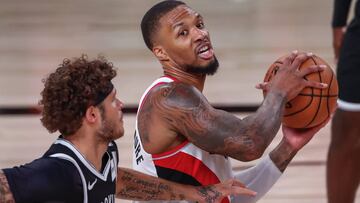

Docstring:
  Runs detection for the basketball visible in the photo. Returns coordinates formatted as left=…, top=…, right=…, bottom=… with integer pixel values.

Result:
left=263, top=54, right=338, bottom=128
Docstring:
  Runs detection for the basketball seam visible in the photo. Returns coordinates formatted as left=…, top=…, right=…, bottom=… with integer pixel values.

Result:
left=283, top=96, right=313, bottom=117
left=281, top=60, right=314, bottom=118
left=283, top=62, right=315, bottom=120
left=304, top=56, right=323, bottom=128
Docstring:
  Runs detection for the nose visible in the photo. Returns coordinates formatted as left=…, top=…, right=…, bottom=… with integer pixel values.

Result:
left=116, top=99, right=124, bottom=111
left=193, top=27, right=207, bottom=42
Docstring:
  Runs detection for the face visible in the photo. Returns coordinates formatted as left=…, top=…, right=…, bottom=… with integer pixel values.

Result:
left=155, top=5, right=219, bottom=75
left=96, top=89, right=124, bottom=142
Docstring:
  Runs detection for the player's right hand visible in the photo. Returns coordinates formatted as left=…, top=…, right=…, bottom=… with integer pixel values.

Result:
left=268, top=51, right=328, bottom=101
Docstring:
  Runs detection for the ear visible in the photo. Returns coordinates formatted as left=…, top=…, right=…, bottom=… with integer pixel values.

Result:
left=153, top=46, right=169, bottom=61
left=85, top=106, right=99, bottom=124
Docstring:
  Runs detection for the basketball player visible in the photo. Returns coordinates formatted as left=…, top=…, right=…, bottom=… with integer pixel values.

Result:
left=0, top=56, right=256, bottom=203
left=133, top=1, right=330, bottom=202
left=327, top=0, right=360, bottom=202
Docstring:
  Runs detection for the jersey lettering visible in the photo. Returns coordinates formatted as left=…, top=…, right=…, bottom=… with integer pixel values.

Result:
left=134, top=133, right=144, bottom=165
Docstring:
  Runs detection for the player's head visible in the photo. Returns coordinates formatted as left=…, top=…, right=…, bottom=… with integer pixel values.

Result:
left=141, top=0, right=219, bottom=75
left=39, top=55, right=124, bottom=141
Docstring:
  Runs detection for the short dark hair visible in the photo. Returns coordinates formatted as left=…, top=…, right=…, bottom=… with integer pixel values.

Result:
left=141, top=0, right=186, bottom=50
left=39, top=55, right=116, bottom=136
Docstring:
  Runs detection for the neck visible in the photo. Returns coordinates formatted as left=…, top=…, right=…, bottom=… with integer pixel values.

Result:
left=163, top=65, right=206, bottom=92
left=64, top=129, right=109, bottom=172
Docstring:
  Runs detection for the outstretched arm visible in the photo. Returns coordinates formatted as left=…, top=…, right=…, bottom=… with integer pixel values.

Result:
left=0, top=170, right=15, bottom=203
left=115, top=167, right=256, bottom=202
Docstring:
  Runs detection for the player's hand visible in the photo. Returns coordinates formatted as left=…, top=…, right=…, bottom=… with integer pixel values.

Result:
left=281, top=117, right=330, bottom=151
left=258, top=51, right=328, bottom=102
left=196, top=179, right=256, bottom=203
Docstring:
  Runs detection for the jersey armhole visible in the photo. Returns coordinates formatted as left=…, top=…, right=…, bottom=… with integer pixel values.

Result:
left=50, top=153, right=88, bottom=203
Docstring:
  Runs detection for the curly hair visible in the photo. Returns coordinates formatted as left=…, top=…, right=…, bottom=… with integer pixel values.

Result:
left=39, top=55, right=117, bottom=136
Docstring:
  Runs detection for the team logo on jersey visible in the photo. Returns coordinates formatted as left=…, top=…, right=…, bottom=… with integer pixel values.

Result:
left=88, top=178, right=97, bottom=190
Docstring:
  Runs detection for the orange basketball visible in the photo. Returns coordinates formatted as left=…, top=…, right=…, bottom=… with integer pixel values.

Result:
left=263, top=54, right=338, bottom=128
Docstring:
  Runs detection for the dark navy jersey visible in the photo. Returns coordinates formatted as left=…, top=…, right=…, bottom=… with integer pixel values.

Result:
left=3, top=136, right=119, bottom=203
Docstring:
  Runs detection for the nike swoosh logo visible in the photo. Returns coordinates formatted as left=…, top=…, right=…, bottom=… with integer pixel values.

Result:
left=88, top=178, right=97, bottom=191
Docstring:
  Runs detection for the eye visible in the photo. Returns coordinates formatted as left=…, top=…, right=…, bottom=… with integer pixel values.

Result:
left=197, top=22, right=205, bottom=29
left=179, top=30, right=188, bottom=36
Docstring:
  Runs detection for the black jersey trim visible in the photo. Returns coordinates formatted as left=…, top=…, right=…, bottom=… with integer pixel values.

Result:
left=155, top=165, right=202, bottom=186
left=53, top=139, right=111, bottom=181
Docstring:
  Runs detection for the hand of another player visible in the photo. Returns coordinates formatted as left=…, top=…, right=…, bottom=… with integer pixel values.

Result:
left=196, top=179, right=256, bottom=203
left=281, top=117, right=330, bottom=151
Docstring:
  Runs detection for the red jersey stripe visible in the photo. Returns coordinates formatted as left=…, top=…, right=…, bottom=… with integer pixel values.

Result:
left=154, top=151, right=229, bottom=203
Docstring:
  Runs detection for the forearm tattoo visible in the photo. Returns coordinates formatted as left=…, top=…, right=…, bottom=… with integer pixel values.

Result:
left=117, top=170, right=184, bottom=201
left=0, top=171, right=15, bottom=203
left=196, top=185, right=222, bottom=203
left=269, top=141, right=297, bottom=172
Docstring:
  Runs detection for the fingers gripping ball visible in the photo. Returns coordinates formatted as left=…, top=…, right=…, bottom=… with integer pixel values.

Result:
left=264, top=54, right=338, bottom=128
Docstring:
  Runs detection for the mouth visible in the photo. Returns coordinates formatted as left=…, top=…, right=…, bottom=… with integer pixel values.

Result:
left=196, top=43, right=214, bottom=60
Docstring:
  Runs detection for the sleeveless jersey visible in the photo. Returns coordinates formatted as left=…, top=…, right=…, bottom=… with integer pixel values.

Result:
left=4, top=136, right=118, bottom=203
left=133, top=76, right=234, bottom=203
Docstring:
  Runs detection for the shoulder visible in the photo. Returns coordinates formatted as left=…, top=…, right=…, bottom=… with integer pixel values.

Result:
left=3, top=157, right=82, bottom=202
left=4, top=157, right=80, bottom=183
left=147, top=82, right=208, bottom=110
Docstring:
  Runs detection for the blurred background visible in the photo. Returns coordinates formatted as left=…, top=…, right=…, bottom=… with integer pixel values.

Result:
left=0, top=0, right=358, bottom=202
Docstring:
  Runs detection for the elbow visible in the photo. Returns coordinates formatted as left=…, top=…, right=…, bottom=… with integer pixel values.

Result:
left=240, top=146, right=265, bottom=162
left=236, top=139, right=267, bottom=162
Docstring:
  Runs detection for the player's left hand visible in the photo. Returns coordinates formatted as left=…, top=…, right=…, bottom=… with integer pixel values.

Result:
left=282, top=117, right=330, bottom=151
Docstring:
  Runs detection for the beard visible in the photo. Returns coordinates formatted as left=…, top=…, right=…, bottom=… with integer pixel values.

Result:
left=97, top=119, right=124, bottom=142
left=186, top=57, right=219, bottom=76
left=96, top=108, right=123, bottom=142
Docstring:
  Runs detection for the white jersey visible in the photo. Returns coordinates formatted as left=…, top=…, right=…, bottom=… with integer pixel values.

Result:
left=133, top=76, right=282, bottom=203
left=133, top=76, right=233, bottom=203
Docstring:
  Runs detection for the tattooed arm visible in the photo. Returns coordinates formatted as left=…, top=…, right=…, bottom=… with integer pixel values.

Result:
left=0, top=170, right=15, bottom=203
left=116, top=167, right=256, bottom=202
left=140, top=83, right=286, bottom=161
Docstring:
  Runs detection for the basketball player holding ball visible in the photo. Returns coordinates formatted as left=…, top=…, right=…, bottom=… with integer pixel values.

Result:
left=133, top=1, right=332, bottom=202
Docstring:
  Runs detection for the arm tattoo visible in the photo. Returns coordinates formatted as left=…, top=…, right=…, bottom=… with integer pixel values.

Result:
left=0, top=171, right=15, bottom=203
left=269, top=140, right=297, bottom=172
left=139, top=82, right=287, bottom=161
left=117, top=169, right=184, bottom=201
left=196, top=185, right=222, bottom=203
